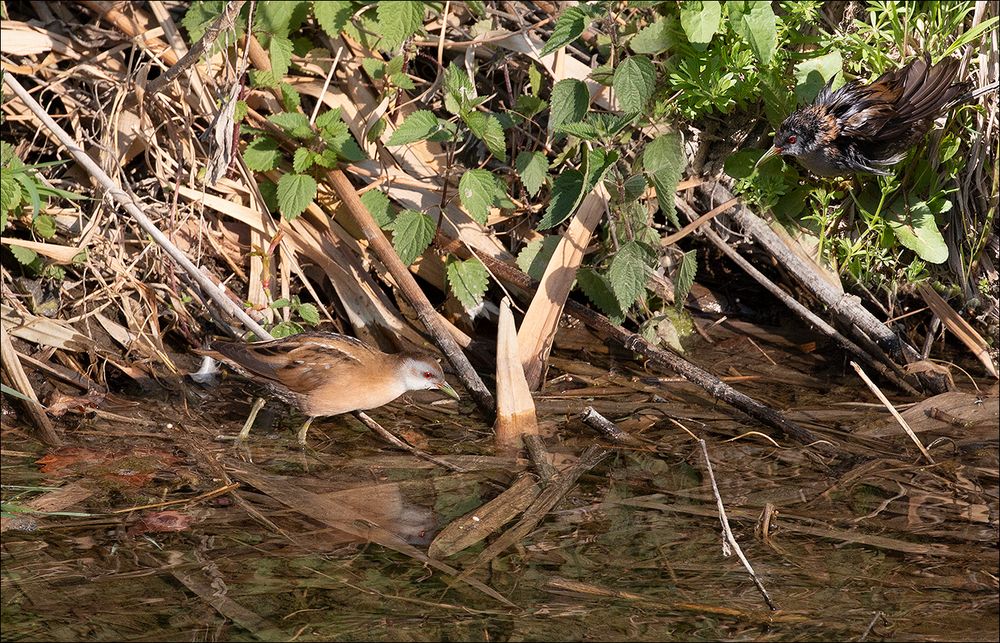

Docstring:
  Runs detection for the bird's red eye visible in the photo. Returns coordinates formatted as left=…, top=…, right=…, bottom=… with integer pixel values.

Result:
left=787, top=135, right=797, bottom=144
left=423, top=371, right=434, bottom=379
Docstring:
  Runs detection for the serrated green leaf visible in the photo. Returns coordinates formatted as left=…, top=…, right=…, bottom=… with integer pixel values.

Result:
left=554, top=122, right=601, bottom=140
left=182, top=1, right=241, bottom=42
left=548, top=79, right=590, bottom=135
left=1, top=170, right=21, bottom=214
left=443, top=63, right=476, bottom=115
left=279, top=82, right=301, bottom=110
left=255, top=1, right=307, bottom=38
left=630, top=17, right=675, bottom=54
left=267, top=35, right=294, bottom=79
left=243, top=137, right=282, bottom=171
left=540, top=6, right=590, bottom=57
left=516, top=235, right=561, bottom=281
left=608, top=241, right=649, bottom=309
left=390, top=209, right=436, bottom=265
left=584, top=148, right=618, bottom=193
left=514, top=95, right=547, bottom=118
left=515, top=151, right=548, bottom=197
left=276, top=173, right=317, bottom=220
left=614, top=56, right=655, bottom=113
left=680, top=1, right=721, bottom=50
left=375, top=0, right=424, bottom=51
left=643, top=132, right=685, bottom=227
left=794, top=50, right=842, bottom=103
left=314, top=0, right=353, bottom=37
left=886, top=197, right=949, bottom=264
left=459, top=169, right=505, bottom=225
left=292, top=147, right=314, bottom=173
left=9, top=244, right=38, bottom=266
left=360, top=189, right=395, bottom=228
left=729, top=0, right=777, bottom=66
left=464, top=112, right=506, bottom=161
left=32, top=214, right=56, bottom=239
left=270, top=321, right=305, bottom=338
left=537, top=169, right=585, bottom=229
left=268, top=111, right=313, bottom=139
left=296, top=302, right=320, bottom=325
left=447, top=257, right=490, bottom=311
left=387, top=110, right=440, bottom=145
left=576, top=267, right=624, bottom=323
left=674, top=250, right=697, bottom=310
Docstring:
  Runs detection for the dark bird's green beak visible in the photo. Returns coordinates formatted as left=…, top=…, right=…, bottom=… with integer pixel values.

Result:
left=754, top=145, right=782, bottom=170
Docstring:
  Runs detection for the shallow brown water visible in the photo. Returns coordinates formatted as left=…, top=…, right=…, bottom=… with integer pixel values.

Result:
left=2, top=322, right=998, bottom=641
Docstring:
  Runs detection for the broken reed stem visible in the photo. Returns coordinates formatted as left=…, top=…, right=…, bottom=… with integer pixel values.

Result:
left=352, top=411, right=467, bottom=473
left=2, top=73, right=273, bottom=343
left=698, top=438, right=777, bottom=611
left=580, top=406, right=645, bottom=447
left=850, top=361, right=935, bottom=464
left=1, top=326, right=61, bottom=445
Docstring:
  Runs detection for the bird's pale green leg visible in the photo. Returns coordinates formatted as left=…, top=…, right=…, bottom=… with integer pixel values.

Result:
left=296, top=416, right=315, bottom=445
left=237, top=397, right=267, bottom=444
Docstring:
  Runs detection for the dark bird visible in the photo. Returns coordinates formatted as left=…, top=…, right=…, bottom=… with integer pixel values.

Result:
left=756, top=55, right=977, bottom=176
left=199, top=331, right=459, bottom=444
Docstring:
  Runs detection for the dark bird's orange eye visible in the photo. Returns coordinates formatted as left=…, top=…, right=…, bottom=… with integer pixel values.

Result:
left=787, top=135, right=797, bottom=144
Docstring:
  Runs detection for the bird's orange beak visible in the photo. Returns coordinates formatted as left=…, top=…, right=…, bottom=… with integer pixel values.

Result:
left=754, top=145, right=782, bottom=170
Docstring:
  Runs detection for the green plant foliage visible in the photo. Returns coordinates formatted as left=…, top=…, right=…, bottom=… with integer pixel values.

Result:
left=548, top=79, right=590, bottom=134
left=515, top=151, right=549, bottom=197
left=537, top=170, right=585, bottom=230
left=464, top=112, right=507, bottom=162
left=314, top=0, right=353, bottom=37
left=885, top=196, right=950, bottom=264
left=446, top=257, right=489, bottom=311
left=459, top=169, right=509, bottom=225
left=276, top=173, right=317, bottom=220
left=608, top=241, right=651, bottom=310
left=728, top=1, right=777, bottom=66
left=540, top=6, right=594, bottom=56
left=576, top=267, right=624, bottom=323
left=360, top=190, right=395, bottom=228
left=794, top=50, right=842, bottom=103
left=643, top=132, right=685, bottom=227
left=516, top=236, right=562, bottom=281
left=376, top=1, right=425, bottom=51
left=673, top=250, right=698, bottom=310
left=613, top=56, right=656, bottom=112
left=389, top=210, right=436, bottom=265
left=680, top=1, right=721, bottom=50
left=387, top=110, right=442, bottom=145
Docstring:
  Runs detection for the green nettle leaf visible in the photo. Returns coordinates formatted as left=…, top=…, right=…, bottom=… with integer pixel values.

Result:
left=464, top=112, right=507, bottom=161
left=540, top=6, right=591, bottom=57
left=729, top=0, right=777, bottom=66
left=516, top=235, right=561, bottom=281
left=886, top=198, right=949, bottom=264
left=360, top=189, right=395, bottom=228
left=390, top=209, right=436, bottom=265
left=1, top=170, right=21, bottom=213
left=292, top=147, right=313, bottom=173
left=276, top=173, right=317, bottom=220
left=243, top=137, right=282, bottom=171
left=459, top=169, right=505, bottom=225
left=680, top=1, right=721, bottom=50
left=515, top=151, right=549, bottom=197
left=268, top=111, right=313, bottom=139
left=296, top=302, right=320, bottom=325
left=584, top=148, right=618, bottom=193
left=548, top=79, right=590, bottom=134
left=554, top=122, right=601, bottom=140
left=794, top=50, right=843, bottom=103
left=514, top=95, right=548, bottom=118
left=643, top=131, right=685, bottom=227
left=255, top=1, right=307, bottom=38
left=32, top=214, right=56, bottom=239
left=447, top=257, right=490, bottom=311
left=673, top=250, right=698, bottom=310
left=443, top=63, right=476, bottom=115
left=268, top=35, right=294, bottom=79
left=630, top=17, right=675, bottom=54
left=8, top=244, right=38, bottom=266
left=576, top=267, right=624, bottom=323
left=537, top=169, right=585, bottom=229
left=376, top=0, right=424, bottom=51
left=279, top=82, right=301, bottom=111
left=314, top=0, right=353, bottom=37
left=387, top=110, right=441, bottom=145
left=608, top=241, right=649, bottom=309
